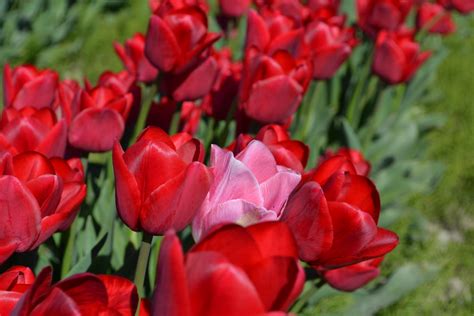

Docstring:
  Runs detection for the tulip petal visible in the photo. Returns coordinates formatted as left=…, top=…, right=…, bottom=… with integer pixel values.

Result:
left=26, top=175, right=62, bottom=218
left=321, top=259, right=381, bottom=292
left=12, top=72, right=57, bottom=110
left=0, top=176, right=41, bottom=253
left=36, top=119, right=68, bottom=158
left=11, top=267, right=53, bottom=316
left=245, top=75, right=302, bottom=123
left=321, top=202, right=378, bottom=267
left=236, top=140, right=278, bottom=183
left=246, top=257, right=304, bottom=311
left=191, top=224, right=263, bottom=267
left=260, top=167, right=301, bottom=214
left=69, top=108, right=125, bottom=152
left=55, top=273, right=108, bottom=315
left=99, top=275, right=138, bottom=315
left=0, top=291, right=23, bottom=316
left=186, top=252, right=266, bottom=316
left=113, top=142, right=141, bottom=231
left=246, top=221, right=299, bottom=258
left=145, top=15, right=180, bottom=72
left=357, top=228, right=399, bottom=260
left=246, top=10, right=270, bottom=51
left=282, top=182, right=333, bottom=262
left=29, top=288, right=81, bottom=316
left=195, top=199, right=278, bottom=240
left=207, top=145, right=264, bottom=209
left=152, top=232, right=191, bottom=316
left=172, top=57, right=219, bottom=101
left=373, top=37, right=405, bottom=84
left=141, top=162, right=211, bottom=235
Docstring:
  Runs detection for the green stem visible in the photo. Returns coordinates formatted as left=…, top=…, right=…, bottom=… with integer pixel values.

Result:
left=134, top=233, right=153, bottom=298
left=291, top=279, right=326, bottom=313
left=168, top=110, right=181, bottom=135
left=60, top=221, right=76, bottom=278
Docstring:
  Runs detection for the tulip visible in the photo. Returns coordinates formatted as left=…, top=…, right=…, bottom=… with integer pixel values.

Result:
left=308, top=0, right=340, bottom=13
left=180, top=102, right=202, bottom=135
left=302, top=20, right=357, bottom=79
left=0, top=266, right=35, bottom=315
left=319, top=147, right=371, bottom=176
left=0, top=107, right=67, bottom=158
left=158, top=56, right=220, bottom=101
left=11, top=267, right=139, bottom=315
left=67, top=78, right=133, bottom=152
left=145, top=0, right=220, bottom=74
left=318, top=257, right=384, bottom=291
left=0, top=152, right=86, bottom=264
left=417, top=3, right=456, bottom=35
left=219, top=0, right=251, bottom=17
left=3, top=64, right=58, bottom=110
left=229, top=124, right=309, bottom=173
left=202, top=48, right=242, bottom=121
left=245, top=9, right=304, bottom=56
left=357, top=0, right=414, bottom=37
left=113, top=127, right=212, bottom=235
left=239, top=48, right=312, bottom=123
left=282, top=155, right=398, bottom=268
left=114, top=33, right=159, bottom=84
left=437, top=0, right=474, bottom=14
left=372, top=29, right=431, bottom=84
left=255, top=0, right=309, bottom=23
left=151, top=222, right=304, bottom=315
left=192, top=140, right=300, bottom=241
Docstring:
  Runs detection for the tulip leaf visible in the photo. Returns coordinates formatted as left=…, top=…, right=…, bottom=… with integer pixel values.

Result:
left=341, top=118, right=362, bottom=150
left=66, top=230, right=107, bottom=277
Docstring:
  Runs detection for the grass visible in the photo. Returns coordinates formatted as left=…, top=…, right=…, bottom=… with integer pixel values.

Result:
left=377, top=17, right=474, bottom=315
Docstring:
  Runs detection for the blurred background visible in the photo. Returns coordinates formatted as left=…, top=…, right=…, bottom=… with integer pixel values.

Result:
left=0, top=0, right=472, bottom=314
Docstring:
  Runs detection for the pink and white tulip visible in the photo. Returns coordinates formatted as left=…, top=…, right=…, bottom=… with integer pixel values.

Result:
left=192, top=140, right=301, bottom=241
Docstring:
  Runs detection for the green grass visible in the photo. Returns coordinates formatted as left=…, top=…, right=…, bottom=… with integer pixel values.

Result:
left=377, top=18, right=474, bottom=315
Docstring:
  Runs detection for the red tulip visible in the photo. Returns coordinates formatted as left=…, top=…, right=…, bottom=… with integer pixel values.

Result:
left=417, top=3, right=456, bottom=35
left=144, top=0, right=220, bottom=74
left=282, top=155, right=398, bottom=268
left=319, top=148, right=371, bottom=176
left=308, top=0, right=340, bottom=14
left=229, top=124, right=309, bottom=173
left=357, top=0, right=414, bottom=37
left=239, top=48, right=312, bottom=123
left=0, top=152, right=86, bottom=264
left=219, top=0, right=251, bottom=17
left=255, top=0, right=310, bottom=23
left=245, top=9, right=304, bottom=56
left=202, top=48, right=242, bottom=121
left=318, top=257, right=384, bottom=291
left=151, top=222, right=304, bottom=315
left=0, top=107, right=67, bottom=158
left=0, top=266, right=35, bottom=315
left=11, top=268, right=138, bottom=315
left=372, top=29, right=431, bottom=84
left=114, top=33, right=159, bottom=83
left=113, top=127, right=211, bottom=235
left=3, top=64, right=58, bottom=110
left=67, top=77, right=133, bottom=152
left=437, top=0, right=474, bottom=14
left=180, top=102, right=202, bottom=135
left=158, top=56, right=220, bottom=101
left=302, top=19, right=357, bottom=79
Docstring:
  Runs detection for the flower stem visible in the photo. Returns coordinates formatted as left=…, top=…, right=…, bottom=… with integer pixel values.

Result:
left=134, top=233, right=153, bottom=298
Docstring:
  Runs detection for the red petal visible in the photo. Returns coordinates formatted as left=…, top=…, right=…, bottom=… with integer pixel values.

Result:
left=68, top=108, right=125, bottom=152
left=246, top=256, right=304, bottom=311
left=0, top=176, right=41, bottom=252
left=12, top=151, right=54, bottom=181
left=113, top=142, right=141, bottom=231
left=0, top=291, right=23, bottom=315
left=140, top=162, right=211, bottom=235
left=246, top=10, right=270, bottom=51
left=172, top=57, right=219, bottom=101
left=28, top=287, right=81, bottom=316
left=12, top=72, right=58, bottom=110
left=246, top=222, right=299, bottom=258
left=186, top=252, right=265, bottom=316
left=357, top=228, right=399, bottom=260
left=55, top=273, right=108, bottom=315
left=245, top=75, right=302, bottom=124
left=26, top=175, right=62, bottom=218
left=145, top=15, right=180, bottom=71
left=321, top=259, right=381, bottom=292
left=320, top=202, right=378, bottom=268
left=282, top=182, right=333, bottom=262
left=99, top=275, right=138, bottom=315
left=36, top=119, right=67, bottom=158
left=151, top=232, right=191, bottom=316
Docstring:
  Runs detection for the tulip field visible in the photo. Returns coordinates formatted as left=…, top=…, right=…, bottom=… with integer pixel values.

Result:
left=0, top=0, right=473, bottom=315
